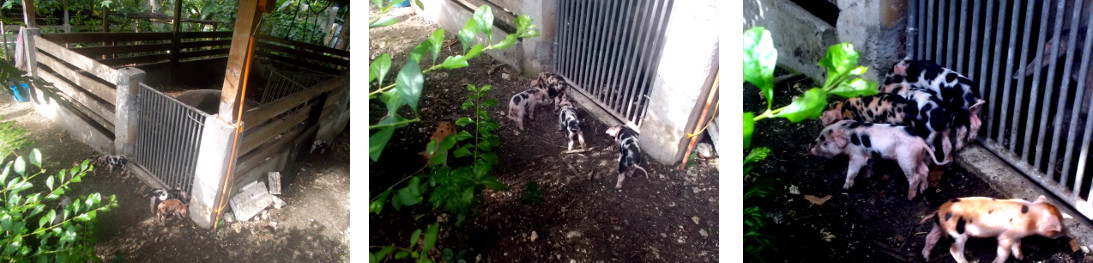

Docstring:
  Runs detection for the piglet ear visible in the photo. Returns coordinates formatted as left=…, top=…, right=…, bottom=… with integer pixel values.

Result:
left=830, top=128, right=849, bottom=148
left=1036, top=195, right=1048, bottom=203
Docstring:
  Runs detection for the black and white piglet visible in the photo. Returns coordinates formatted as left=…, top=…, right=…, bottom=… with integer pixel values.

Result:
left=606, top=125, right=650, bottom=189
left=507, top=88, right=549, bottom=131
left=147, top=187, right=189, bottom=215
left=557, top=96, right=586, bottom=151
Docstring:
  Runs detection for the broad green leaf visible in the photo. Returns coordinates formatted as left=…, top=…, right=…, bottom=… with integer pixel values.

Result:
left=457, top=20, right=478, bottom=52
left=429, top=29, right=445, bottom=63
left=408, top=41, right=430, bottom=64
left=423, top=223, right=440, bottom=254
left=453, top=144, right=473, bottom=158
left=413, top=0, right=424, bottom=9
left=409, top=229, right=423, bottom=248
left=744, top=147, right=770, bottom=175
left=461, top=99, right=474, bottom=110
left=435, top=55, right=470, bottom=70
left=519, top=29, right=541, bottom=38
left=743, top=112, right=754, bottom=149
left=397, top=186, right=422, bottom=207
left=369, top=54, right=392, bottom=86
left=493, top=34, right=518, bottom=50
left=849, top=66, right=868, bottom=76
left=425, top=140, right=439, bottom=157
left=472, top=5, right=494, bottom=43
left=396, top=60, right=424, bottom=111
left=381, top=89, right=402, bottom=115
left=829, top=78, right=878, bottom=98
left=464, top=44, right=484, bottom=61
left=515, top=15, right=531, bottom=32
left=395, top=251, right=410, bottom=259
left=370, top=17, right=400, bottom=28
left=14, top=155, right=24, bottom=175
left=743, top=27, right=777, bottom=110
left=439, top=134, right=458, bottom=152
left=372, top=246, right=395, bottom=263
left=455, top=117, right=473, bottom=127
left=481, top=176, right=506, bottom=191
left=1, top=214, right=11, bottom=230
left=479, top=84, right=492, bottom=93
left=29, top=149, right=40, bottom=169
left=774, top=88, right=828, bottom=123
left=45, top=175, right=53, bottom=191
left=818, top=43, right=860, bottom=88
left=370, top=190, right=391, bottom=214
left=369, top=126, right=396, bottom=162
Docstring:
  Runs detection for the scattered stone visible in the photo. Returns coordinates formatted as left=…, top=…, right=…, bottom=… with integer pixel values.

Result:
left=804, top=195, right=832, bottom=206
left=438, top=214, right=449, bottom=224
left=708, top=158, right=719, bottom=170
left=502, top=73, right=511, bottom=80
left=231, top=223, right=242, bottom=233
left=271, top=195, right=287, bottom=209
left=260, top=210, right=269, bottom=220
left=677, top=235, right=686, bottom=244
left=661, top=233, right=667, bottom=238
left=569, top=260, right=576, bottom=263
left=699, top=229, right=708, bottom=238
left=788, top=185, right=800, bottom=195
left=691, top=216, right=700, bottom=225
left=695, top=142, right=714, bottom=158
left=224, top=213, right=235, bottom=223
left=820, top=229, right=835, bottom=242
left=530, top=231, right=538, bottom=242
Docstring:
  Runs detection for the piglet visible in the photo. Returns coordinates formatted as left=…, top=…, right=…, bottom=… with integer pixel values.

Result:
left=921, top=196, right=1066, bottom=263
left=606, top=125, right=649, bottom=189
left=148, top=187, right=189, bottom=215
left=811, top=120, right=950, bottom=200
left=533, top=72, right=570, bottom=112
left=156, top=199, right=189, bottom=222
left=557, top=96, right=585, bottom=150
left=507, top=88, right=549, bottom=131
left=418, top=120, right=455, bottom=164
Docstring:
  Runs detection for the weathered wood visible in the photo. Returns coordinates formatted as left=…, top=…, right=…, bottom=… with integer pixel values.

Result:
left=177, top=48, right=230, bottom=60
left=99, top=53, right=170, bottom=67
left=254, top=41, right=349, bottom=67
left=235, top=124, right=304, bottom=177
left=179, top=39, right=232, bottom=49
left=219, top=0, right=261, bottom=123
left=40, top=32, right=173, bottom=44
left=255, top=54, right=342, bottom=75
left=34, top=35, right=117, bottom=81
left=256, top=34, right=349, bottom=58
left=170, top=0, right=182, bottom=84
left=240, top=106, right=308, bottom=156
left=20, top=0, right=36, bottom=27
left=36, top=52, right=116, bottom=104
left=68, top=43, right=171, bottom=58
left=242, top=76, right=344, bottom=125
left=37, top=69, right=115, bottom=126
left=179, top=31, right=234, bottom=39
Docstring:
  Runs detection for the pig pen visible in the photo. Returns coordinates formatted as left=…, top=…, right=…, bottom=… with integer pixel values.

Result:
left=21, top=28, right=349, bottom=219
left=744, top=71, right=1087, bottom=262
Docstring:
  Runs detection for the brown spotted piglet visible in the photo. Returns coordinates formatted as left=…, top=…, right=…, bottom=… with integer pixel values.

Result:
left=532, top=72, right=570, bottom=112
left=810, top=120, right=950, bottom=200
left=507, top=88, right=549, bottom=131
left=921, top=196, right=1066, bottom=263
left=156, top=199, right=189, bottom=222
left=417, top=120, right=455, bottom=164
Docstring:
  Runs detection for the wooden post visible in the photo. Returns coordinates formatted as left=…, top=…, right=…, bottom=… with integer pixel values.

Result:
left=1, top=20, right=10, bottom=61
left=114, top=67, right=146, bottom=156
left=170, top=0, right=183, bottom=84
left=219, top=0, right=262, bottom=123
left=335, top=8, right=348, bottom=50
left=63, top=0, right=70, bottom=33
left=20, top=0, right=36, bottom=27
left=20, top=27, right=38, bottom=78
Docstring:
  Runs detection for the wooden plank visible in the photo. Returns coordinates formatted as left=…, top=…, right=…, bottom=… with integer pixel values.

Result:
left=33, top=35, right=117, bottom=82
left=177, top=48, right=230, bottom=60
left=240, top=107, right=308, bottom=156
left=99, top=53, right=170, bottom=67
left=38, top=69, right=115, bottom=125
left=40, top=32, right=172, bottom=44
left=254, top=41, right=349, bottom=67
left=255, top=34, right=349, bottom=57
left=36, top=52, right=116, bottom=104
left=179, top=39, right=232, bottom=49
left=220, top=0, right=261, bottom=123
left=256, top=54, right=342, bottom=75
left=235, top=124, right=304, bottom=177
left=179, top=31, right=233, bottom=39
left=68, top=43, right=171, bottom=57
left=242, top=76, right=344, bottom=125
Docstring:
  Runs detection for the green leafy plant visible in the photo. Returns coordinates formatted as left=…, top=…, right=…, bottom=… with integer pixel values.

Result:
left=0, top=149, right=119, bottom=261
left=741, top=26, right=877, bottom=262
left=0, top=116, right=32, bottom=159
left=520, top=181, right=543, bottom=204
left=370, top=222, right=439, bottom=263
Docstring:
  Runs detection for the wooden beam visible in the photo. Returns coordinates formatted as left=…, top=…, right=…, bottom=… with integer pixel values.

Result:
left=36, top=52, right=117, bottom=104
left=177, top=48, right=230, bottom=60
left=179, top=39, right=232, bottom=49
left=33, top=35, right=118, bottom=83
left=220, top=0, right=261, bottom=123
left=254, top=41, right=348, bottom=67
left=170, top=0, right=182, bottom=83
left=69, top=43, right=172, bottom=57
left=239, top=106, right=309, bottom=156
left=99, top=53, right=170, bottom=67
left=241, top=76, right=344, bottom=125
left=20, top=0, right=36, bottom=27
left=41, top=32, right=172, bottom=44
left=37, top=69, right=115, bottom=126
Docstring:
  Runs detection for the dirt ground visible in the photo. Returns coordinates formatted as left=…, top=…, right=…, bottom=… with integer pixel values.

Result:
left=0, top=87, right=350, bottom=260
left=369, top=6, right=720, bottom=262
left=745, top=72, right=1089, bottom=262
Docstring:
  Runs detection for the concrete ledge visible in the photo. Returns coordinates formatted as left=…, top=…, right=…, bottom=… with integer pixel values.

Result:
left=956, top=144, right=1093, bottom=248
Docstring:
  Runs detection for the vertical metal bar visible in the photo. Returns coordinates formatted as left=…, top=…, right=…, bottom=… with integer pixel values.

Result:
left=907, top=0, right=917, bottom=59
left=945, top=0, right=957, bottom=65
left=606, top=1, right=638, bottom=111
left=1076, top=14, right=1093, bottom=201
left=626, top=0, right=659, bottom=120
left=618, top=0, right=652, bottom=119
left=584, top=1, right=606, bottom=96
left=556, top=1, right=568, bottom=75
left=1042, top=0, right=1070, bottom=180
left=636, top=0, right=674, bottom=127
left=561, top=1, right=576, bottom=80
left=987, top=0, right=1006, bottom=140
left=593, top=0, right=619, bottom=95
left=1026, top=0, right=1056, bottom=167
left=927, top=0, right=936, bottom=60
left=956, top=0, right=969, bottom=72
left=998, top=0, right=1022, bottom=149
left=584, top=1, right=601, bottom=90
left=1014, top=0, right=1039, bottom=159
left=573, top=1, right=589, bottom=88
left=1065, top=1, right=1093, bottom=195
left=968, top=0, right=982, bottom=92
left=919, top=0, right=927, bottom=59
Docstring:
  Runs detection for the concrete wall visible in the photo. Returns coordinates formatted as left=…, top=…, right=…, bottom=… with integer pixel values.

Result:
left=414, top=0, right=556, bottom=76
left=743, top=0, right=839, bottom=82
left=136, top=57, right=229, bottom=88
left=835, top=0, right=907, bottom=81
left=638, top=0, right=720, bottom=165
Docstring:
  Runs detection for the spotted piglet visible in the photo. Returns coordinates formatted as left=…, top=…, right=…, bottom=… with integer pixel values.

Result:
left=507, top=88, right=549, bottom=131
left=921, top=196, right=1066, bottom=263
left=557, top=96, right=585, bottom=150
left=811, top=120, right=950, bottom=200
left=533, top=72, right=570, bottom=112
left=156, top=199, right=189, bottom=222
left=605, top=125, right=649, bottom=189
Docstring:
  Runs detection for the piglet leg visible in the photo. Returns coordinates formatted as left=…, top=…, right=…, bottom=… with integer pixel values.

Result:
left=577, top=132, right=586, bottom=150
left=843, top=155, right=868, bottom=190
left=1011, top=239, right=1024, bottom=260
left=922, top=223, right=942, bottom=260
left=994, top=237, right=1015, bottom=263
left=949, top=237, right=969, bottom=263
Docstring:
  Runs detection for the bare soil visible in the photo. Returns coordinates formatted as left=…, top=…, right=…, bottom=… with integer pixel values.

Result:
left=368, top=6, right=720, bottom=262
left=745, top=72, right=1089, bottom=262
left=0, top=84, right=350, bottom=261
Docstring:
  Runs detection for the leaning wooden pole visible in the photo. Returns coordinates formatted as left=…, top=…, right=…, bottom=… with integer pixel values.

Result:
left=20, top=0, right=36, bottom=27
left=169, top=0, right=183, bottom=84
left=680, top=70, right=719, bottom=170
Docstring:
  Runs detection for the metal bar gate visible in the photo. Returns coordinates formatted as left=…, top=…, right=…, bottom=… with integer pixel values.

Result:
left=132, top=83, right=209, bottom=193
left=910, top=0, right=1093, bottom=217
left=553, top=0, right=674, bottom=128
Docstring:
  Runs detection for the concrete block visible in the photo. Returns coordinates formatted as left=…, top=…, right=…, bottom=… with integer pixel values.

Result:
left=415, top=0, right=555, bottom=75
left=188, top=116, right=238, bottom=228
left=835, top=0, right=907, bottom=81
left=229, top=180, right=273, bottom=222
left=743, top=0, right=839, bottom=82
left=268, top=172, right=281, bottom=195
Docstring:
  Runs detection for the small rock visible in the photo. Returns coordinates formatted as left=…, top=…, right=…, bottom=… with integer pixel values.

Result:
left=692, top=216, right=700, bottom=225
left=569, top=260, right=576, bottom=263
left=661, top=233, right=667, bottom=238
left=261, top=211, right=269, bottom=220
left=788, top=185, right=800, bottom=195
left=502, top=73, right=511, bottom=80
left=565, top=231, right=582, bottom=239
left=224, top=213, right=235, bottom=223
left=530, top=231, right=538, bottom=242
left=708, top=158, right=719, bottom=170
left=699, top=229, right=708, bottom=238
left=438, top=214, right=449, bottom=224
left=231, top=223, right=242, bottom=233
left=677, top=235, right=686, bottom=244
left=271, top=196, right=286, bottom=209
left=695, top=142, right=714, bottom=158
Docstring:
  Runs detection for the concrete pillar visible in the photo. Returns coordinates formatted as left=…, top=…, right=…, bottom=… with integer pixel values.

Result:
left=835, top=0, right=907, bottom=81
left=20, top=27, right=38, bottom=78
left=188, top=116, right=239, bottom=228
left=414, top=0, right=555, bottom=76
left=743, top=0, right=839, bottom=82
left=638, top=0, right=719, bottom=165
left=114, top=67, right=145, bottom=156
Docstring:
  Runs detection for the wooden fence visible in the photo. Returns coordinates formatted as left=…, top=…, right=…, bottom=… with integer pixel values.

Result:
left=41, top=31, right=233, bottom=68
left=254, top=34, right=349, bottom=76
